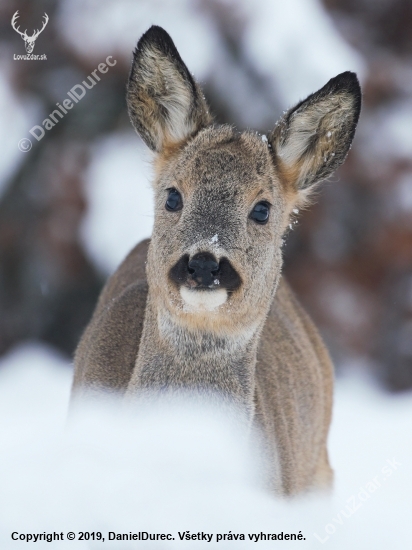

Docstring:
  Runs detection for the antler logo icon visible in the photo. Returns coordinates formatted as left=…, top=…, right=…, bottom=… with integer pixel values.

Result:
left=11, top=11, right=49, bottom=54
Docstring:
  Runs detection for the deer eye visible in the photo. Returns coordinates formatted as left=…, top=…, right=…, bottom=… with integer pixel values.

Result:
left=165, top=188, right=183, bottom=212
left=250, top=201, right=270, bottom=224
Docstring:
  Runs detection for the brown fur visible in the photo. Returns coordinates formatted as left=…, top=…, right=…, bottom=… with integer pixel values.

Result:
left=72, top=26, right=361, bottom=495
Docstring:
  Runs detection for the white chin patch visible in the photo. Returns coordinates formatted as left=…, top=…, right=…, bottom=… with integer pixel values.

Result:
left=180, top=287, right=227, bottom=311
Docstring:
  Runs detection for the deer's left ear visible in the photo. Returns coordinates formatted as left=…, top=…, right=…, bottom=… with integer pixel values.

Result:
left=268, top=72, right=361, bottom=203
left=127, top=26, right=211, bottom=154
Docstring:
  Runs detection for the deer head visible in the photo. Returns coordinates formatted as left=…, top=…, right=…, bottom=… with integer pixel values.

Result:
left=11, top=11, right=49, bottom=54
left=126, top=27, right=361, bottom=340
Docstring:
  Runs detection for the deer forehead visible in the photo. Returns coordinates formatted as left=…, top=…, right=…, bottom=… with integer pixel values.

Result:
left=155, top=127, right=283, bottom=205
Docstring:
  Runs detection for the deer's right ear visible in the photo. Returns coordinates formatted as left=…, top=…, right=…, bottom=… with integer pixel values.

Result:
left=127, top=26, right=211, bottom=154
left=268, top=72, right=361, bottom=205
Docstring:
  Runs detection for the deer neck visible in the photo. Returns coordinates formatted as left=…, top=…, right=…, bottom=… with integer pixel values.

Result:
left=126, top=293, right=262, bottom=417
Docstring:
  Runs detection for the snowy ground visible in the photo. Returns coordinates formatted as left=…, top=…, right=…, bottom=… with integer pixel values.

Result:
left=0, top=343, right=411, bottom=548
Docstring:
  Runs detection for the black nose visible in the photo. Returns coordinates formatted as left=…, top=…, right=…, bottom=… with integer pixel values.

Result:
left=188, top=253, right=219, bottom=287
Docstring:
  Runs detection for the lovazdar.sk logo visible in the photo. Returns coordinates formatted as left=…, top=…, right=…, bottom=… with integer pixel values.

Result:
left=12, top=10, right=48, bottom=60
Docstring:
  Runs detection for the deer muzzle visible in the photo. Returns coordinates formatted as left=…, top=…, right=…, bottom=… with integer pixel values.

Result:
left=169, top=253, right=242, bottom=292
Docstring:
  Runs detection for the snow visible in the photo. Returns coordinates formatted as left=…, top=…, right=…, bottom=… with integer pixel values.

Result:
left=80, top=131, right=154, bottom=275
left=55, top=0, right=365, bottom=135
left=360, top=100, right=412, bottom=161
left=239, top=0, right=365, bottom=106
left=57, top=0, right=217, bottom=81
left=0, top=59, right=39, bottom=198
left=0, top=342, right=411, bottom=548
left=395, top=174, right=412, bottom=213
left=209, top=234, right=219, bottom=244
left=318, top=277, right=374, bottom=331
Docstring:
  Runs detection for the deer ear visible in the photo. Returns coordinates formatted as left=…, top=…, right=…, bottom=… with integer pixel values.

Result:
left=127, top=26, right=212, bottom=153
left=268, top=72, right=361, bottom=202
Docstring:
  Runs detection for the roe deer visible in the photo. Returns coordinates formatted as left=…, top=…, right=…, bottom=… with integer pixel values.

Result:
left=72, top=26, right=361, bottom=495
